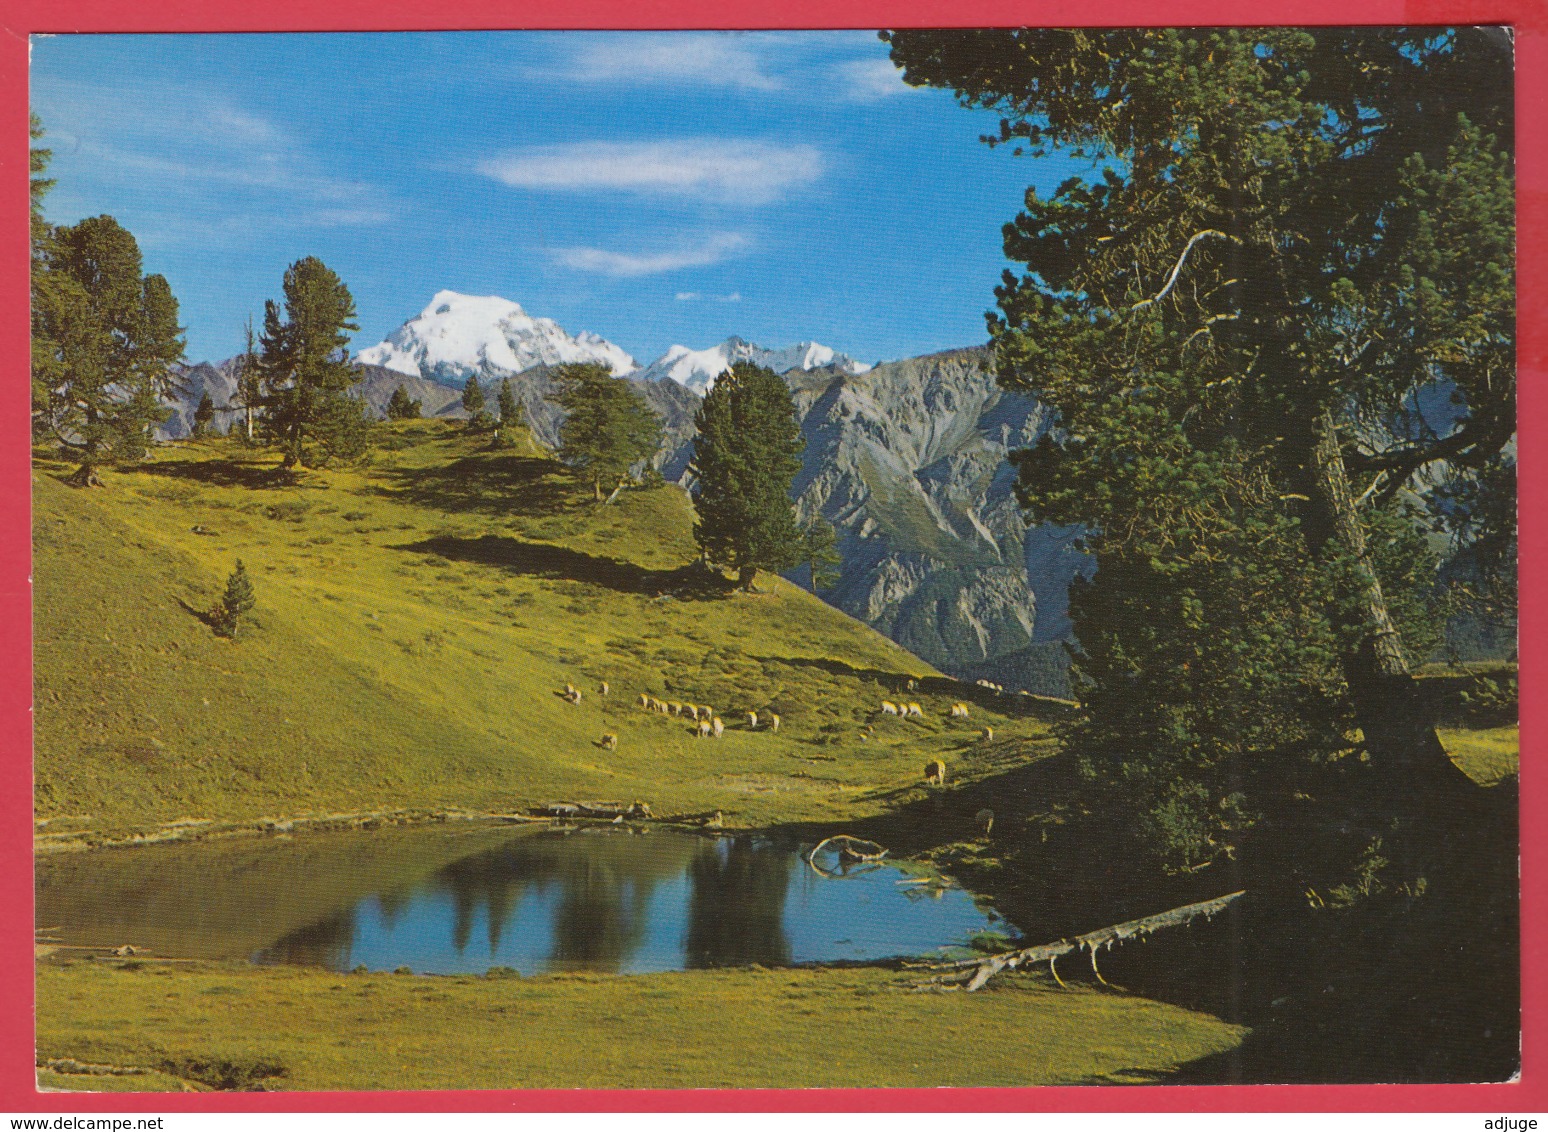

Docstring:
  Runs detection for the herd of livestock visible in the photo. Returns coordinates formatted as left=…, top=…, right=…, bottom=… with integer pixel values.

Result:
left=558, top=676, right=999, bottom=789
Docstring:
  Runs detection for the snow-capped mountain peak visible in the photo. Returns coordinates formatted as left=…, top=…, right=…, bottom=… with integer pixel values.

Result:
left=357, top=290, right=637, bottom=384
left=638, top=336, right=870, bottom=393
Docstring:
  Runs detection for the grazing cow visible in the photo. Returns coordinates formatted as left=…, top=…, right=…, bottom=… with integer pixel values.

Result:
left=881, top=701, right=900, bottom=716
left=600, top=733, right=618, bottom=751
left=668, top=701, right=683, bottom=716
left=598, top=681, right=609, bottom=697
left=768, top=713, right=780, bottom=733
left=924, top=759, right=946, bottom=787
left=564, top=683, right=577, bottom=697
left=906, top=678, right=918, bottom=692
left=706, top=810, right=723, bottom=829
left=562, top=686, right=582, bottom=704
left=696, top=718, right=713, bottom=738
left=906, top=702, right=923, bottom=718
left=711, top=716, right=724, bottom=738
left=981, top=727, right=994, bottom=742
left=655, top=699, right=670, bottom=715
left=976, top=808, right=995, bottom=837
left=747, top=711, right=758, bottom=730
left=639, top=693, right=650, bottom=709
left=686, top=704, right=700, bottom=721
left=949, top=702, right=970, bottom=719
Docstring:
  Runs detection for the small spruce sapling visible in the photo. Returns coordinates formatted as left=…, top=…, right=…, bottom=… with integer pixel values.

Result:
left=212, top=560, right=256, bottom=638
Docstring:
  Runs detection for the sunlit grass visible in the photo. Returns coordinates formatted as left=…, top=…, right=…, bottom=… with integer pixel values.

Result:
left=34, top=423, right=1054, bottom=840
left=1440, top=725, right=1519, bottom=788
left=35, top=959, right=1246, bottom=1090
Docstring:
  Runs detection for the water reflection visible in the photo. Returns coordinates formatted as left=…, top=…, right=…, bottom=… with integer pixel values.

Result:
left=686, top=838, right=791, bottom=968
left=39, top=824, right=1008, bottom=976
left=264, top=909, right=357, bottom=969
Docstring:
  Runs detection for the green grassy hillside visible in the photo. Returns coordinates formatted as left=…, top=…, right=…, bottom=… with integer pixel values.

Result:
left=34, top=423, right=1053, bottom=842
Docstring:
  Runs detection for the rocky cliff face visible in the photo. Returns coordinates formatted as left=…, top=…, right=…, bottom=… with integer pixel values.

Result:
left=774, top=348, right=1087, bottom=684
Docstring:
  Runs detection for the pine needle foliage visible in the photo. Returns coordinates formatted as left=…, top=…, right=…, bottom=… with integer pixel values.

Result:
left=885, top=26, right=1513, bottom=873
left=256, top=257, right=372, bottom=469
left=211, top=560, right=256, bottom=639
left=497, top=378, right=519, bottom=426
left=386, top=385, right=422, bottom=420
left=32, top=211, right=187, bottom=484
left=689, top=363, right=806, bottom=590
left=554, top=363, right=660, bottom=504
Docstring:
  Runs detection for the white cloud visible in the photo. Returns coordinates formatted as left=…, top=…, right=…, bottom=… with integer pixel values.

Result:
left=561, top=33, right=782, bottom=91
left=30, top=76, right=394, bottom=236
left=674, top=291, right=701, bottom=301
left=675, top=290, right=742, bottom=302
left=549, top=232, right=750, bottom=277
left=479, top=139, right=824, bottom=205
left=835, top=57, right=917, bottom=101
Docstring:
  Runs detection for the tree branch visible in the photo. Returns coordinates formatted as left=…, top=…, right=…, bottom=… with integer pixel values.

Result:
left=1131, top=230, right=1237, bottom=313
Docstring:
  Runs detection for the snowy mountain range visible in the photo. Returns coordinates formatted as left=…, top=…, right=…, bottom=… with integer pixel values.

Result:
left=635, top=337, right=870, bottom=393
left=355, top=290, right=867, bottom=394
left=357, top=291, right=638, bottom=383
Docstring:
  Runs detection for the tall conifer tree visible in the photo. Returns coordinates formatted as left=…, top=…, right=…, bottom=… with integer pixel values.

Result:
left=256, top=257, right=370, bottom=468
left=460, top=374, right=487, bottom=427
left=497, top=377, right=519, bottom=426
left=689, top=363, right=806, bottom=590
left=885, top=27, right=1514, bottom=865
left=554, top=364, right=660, bottom=503
left=33, top=209, right=186, bottom=485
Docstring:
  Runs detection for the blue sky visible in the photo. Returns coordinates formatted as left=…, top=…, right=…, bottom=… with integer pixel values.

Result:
left=30, top=32, right=1088, bottom=368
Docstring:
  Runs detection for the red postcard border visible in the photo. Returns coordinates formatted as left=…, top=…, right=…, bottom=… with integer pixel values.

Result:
left=1, top=0, right=1540, bottom=1113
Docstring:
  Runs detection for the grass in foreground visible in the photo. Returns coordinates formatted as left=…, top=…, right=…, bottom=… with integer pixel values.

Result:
left=36, top=959, right=1246, bottom=1091
left=1441, top=724, right=1519, bottom=787
left=34, top=423, right=1056, bottom=841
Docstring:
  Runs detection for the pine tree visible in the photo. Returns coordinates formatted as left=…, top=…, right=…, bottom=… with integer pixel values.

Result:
left=554, top=364, right=660, bottom=503
left=256, top=257, right=371, bottom=468
left=689, top=363, right=806, bottom=590
left=800, top=517, right=842, bottom=592
left=32, top=211, right=187, bottom=485
left=191, top=392, right=216, bottom=438
left=212, top=560, right=256, bottom=638
left=30, top=114, right=59, bottom=439
left=886, top=27, right=1514, bottom=867
left=228, top=318, right=263, bottom=443
left=386, top=385, right=422, bottom=420
left=497, top=377, right=519, bottom=426
left=461, top=375, right=488, bottom=428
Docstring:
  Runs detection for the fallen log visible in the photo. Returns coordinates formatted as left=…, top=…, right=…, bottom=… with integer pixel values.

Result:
left=917, top=889, right=1246, bottom=991
left=807, top=835, right=888, bottom=878
left=533, top=801, right=653, bottom=820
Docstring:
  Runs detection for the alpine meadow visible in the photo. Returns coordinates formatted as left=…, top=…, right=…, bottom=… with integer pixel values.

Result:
left=29, top=26, right=1517, bottom=1093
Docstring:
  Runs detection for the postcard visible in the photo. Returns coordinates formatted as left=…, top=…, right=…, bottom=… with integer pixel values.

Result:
left=13, top=14, right=1535, bottom=1112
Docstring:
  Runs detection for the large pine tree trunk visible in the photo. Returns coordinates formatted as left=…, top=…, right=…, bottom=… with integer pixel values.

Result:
left=1300, top=411, right=1474, bottom=797
left=68, top=424, right=104, bottom=487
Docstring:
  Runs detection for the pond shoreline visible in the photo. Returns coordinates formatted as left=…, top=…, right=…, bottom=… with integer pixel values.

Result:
left=33, top=803, right=764, bottom=856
